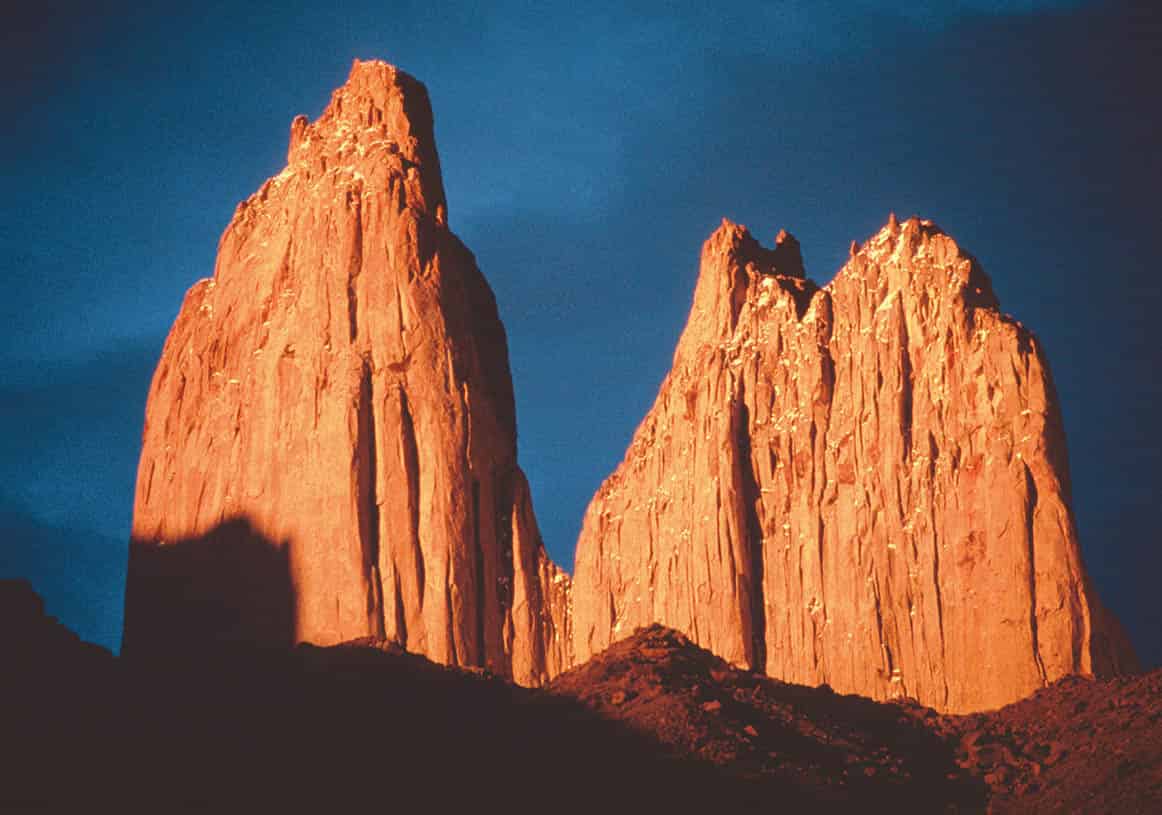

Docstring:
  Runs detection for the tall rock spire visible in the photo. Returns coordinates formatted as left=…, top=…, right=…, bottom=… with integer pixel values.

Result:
left=571, top=216, right=1135, bottom=712
left=123, top=60, right=570, bottom=684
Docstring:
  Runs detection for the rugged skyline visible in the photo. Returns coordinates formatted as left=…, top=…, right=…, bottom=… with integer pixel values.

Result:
left=117, top=63, right=1135, bottom=712
left=2, top=1, right=1159, bottom=666
left=573, top=216, right=1135, bottom=711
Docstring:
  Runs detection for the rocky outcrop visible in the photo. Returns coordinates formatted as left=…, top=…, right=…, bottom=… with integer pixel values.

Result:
left=2, top=579, right=112, bottom=667
left=550, top=624, right=984, bottom=809
left=124, top=60, right=569, bottom=683
left=572, top=216, right=1135, bottom=712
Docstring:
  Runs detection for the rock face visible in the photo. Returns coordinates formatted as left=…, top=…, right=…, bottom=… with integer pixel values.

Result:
left=124, top=60, right=570, bottom=684
left=572, top=216, right=1135, bottom=712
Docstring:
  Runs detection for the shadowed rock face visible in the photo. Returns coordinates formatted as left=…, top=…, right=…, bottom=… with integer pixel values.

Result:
left=7, top=575, right=1158, bottom=811
left=125, top=60, right=570, bottom=683
left=572, top=216, right=1136, bottom=712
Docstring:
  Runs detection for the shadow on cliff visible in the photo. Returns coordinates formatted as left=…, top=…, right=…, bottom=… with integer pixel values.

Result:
left=5, top=528, right=839, bottom=811
left=3, top=586, right=837, bottom=812
left=6, top=539, right=988, bottom=812
left=122, top=516, right=296, bottom=657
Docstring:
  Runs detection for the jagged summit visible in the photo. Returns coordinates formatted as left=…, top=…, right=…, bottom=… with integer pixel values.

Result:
left=289, top=60, right=432, bottom=155
left=572, top=213, right=1135, bottom=713
left=125, top=62, right=570, bottom=684
left=772, top=228, right=806, bottom=278
left=705, top=220, right=805, bottom=279
left=279, top=59, right=446, bottom=220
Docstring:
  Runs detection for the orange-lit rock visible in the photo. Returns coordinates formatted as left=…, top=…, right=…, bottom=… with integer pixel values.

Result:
left=572, top=216, right=1135, bottom=712
left=124, top=60, right=570, bottom=683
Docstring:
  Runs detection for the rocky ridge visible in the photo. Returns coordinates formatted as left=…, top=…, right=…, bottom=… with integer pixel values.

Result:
left=572, top=216, right=1135, bottom=712
left=124, top=60, right=570, bottom=683
left=12, top=577, right=1158, bottom=813
left=941, top=666, right=1162, bottom=812
left=550, top=624, right=984, bottom=809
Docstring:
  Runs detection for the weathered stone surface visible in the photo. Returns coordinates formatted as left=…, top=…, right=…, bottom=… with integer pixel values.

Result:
left=124, top=60, right=570, bottom=683
left=572, top=216, right=1135, bottom=712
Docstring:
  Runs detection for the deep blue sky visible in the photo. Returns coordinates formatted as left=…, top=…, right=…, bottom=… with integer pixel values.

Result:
left=2, top=1, right=1159, bottom=665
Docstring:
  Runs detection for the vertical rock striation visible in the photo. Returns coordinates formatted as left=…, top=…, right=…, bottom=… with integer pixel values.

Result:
left=124, top=60, right=570, bottom=684
left=572, top=217, right=1135, bottom=712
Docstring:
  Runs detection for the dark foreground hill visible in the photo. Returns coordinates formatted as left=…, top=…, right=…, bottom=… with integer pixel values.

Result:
left=938, top=666, right=1162, bottom=813
left=553, top=624, right=1162, bottom=813
left=2, top=580, right=1158, bottom=812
